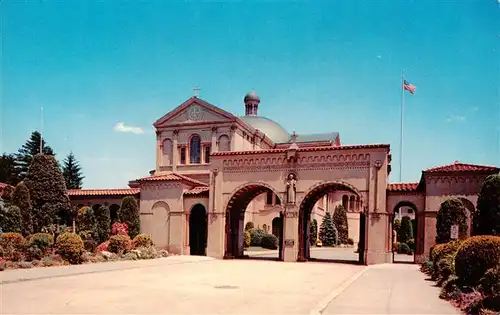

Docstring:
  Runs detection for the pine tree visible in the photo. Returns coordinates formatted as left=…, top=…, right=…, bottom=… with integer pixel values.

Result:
left=119, top=196, right=140, bottom=238
left=15, top=131, right=54, bottom=181
left=95, top=205, right=111, bottom=243
left=62, top=152, right=84, bottom=189
left=12, top=181, right=33, bottom=236
left=475, top=174, right=500, bottom=236
left=24, top=154, right=70, bottom=232
left=0, top=154, right=19, bottom=185
left=332, top=205, right=349, bottom=244
left=309, top=219, right=318, bottom=245
left=399, top=215, right=413, bottom=243
left=319, top=212, right=337, bottom=246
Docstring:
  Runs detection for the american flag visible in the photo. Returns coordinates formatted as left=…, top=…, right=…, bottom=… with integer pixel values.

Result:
left=403, top=80, right=416, bottom=95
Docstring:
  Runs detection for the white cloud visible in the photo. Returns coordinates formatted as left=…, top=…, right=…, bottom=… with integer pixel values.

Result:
left=471, top=106, right=479, bottom=112
left=113, top=122, right=144, bottom=134
left=446, top=115, right=466, bottom=122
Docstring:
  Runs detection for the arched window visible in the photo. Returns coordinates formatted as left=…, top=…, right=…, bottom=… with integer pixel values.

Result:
left=162, top=139, right=172, bottom=165
left=356, top=196, right=361, bottom=210
left=342, top=195, right=348, bottom=209
left=263, top=224, right=268, bottom=233
left=349, top=196, right=355, bottom=211
left=218, top=135, right=230, bottom=152
left=189, top=135, right=201, bottom=164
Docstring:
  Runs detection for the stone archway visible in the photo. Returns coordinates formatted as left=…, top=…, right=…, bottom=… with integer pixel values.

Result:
left=298, top=181, right=365, bottom=263
left=189, top=204, right=208, bottom=256
left=224, top=182, right=284, bottom=260
left=391, top=201, right=420, bottom=264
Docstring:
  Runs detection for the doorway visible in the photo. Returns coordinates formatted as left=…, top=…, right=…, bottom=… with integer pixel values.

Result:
left=189, top=204, right=207, bottom=256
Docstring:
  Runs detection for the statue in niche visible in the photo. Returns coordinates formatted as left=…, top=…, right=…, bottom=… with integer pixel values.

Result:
left=286, top=173, right=297, bottom=204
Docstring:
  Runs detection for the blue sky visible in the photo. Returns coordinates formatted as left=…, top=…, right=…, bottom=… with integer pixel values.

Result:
left=1, top=1, right=499, bottom=188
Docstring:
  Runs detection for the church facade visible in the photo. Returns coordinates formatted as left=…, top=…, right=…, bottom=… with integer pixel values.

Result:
left=67, top=91, right=499, bottom=265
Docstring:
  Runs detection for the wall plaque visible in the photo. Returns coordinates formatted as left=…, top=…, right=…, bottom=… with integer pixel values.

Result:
left=285, top=239, right=295, bottom=247
left=285, top=211, right=298, bottom=218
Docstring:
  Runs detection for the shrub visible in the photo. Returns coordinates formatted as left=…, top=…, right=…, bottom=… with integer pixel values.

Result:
left=1, top=203, right=23, bottom=234
left=243, top=231, right=251, bottom=248
left=96, top=241, right=109, bottom=253
left=407, top=238, right=415, bottom=251
left=261, top=234, right=279, bottom=250
left=78, top=230, right=97, bottom=252
left=309, top=219, right=318, bottom=245
left=479, top=265, right=500, bottom=298
left=119, top=196, right=140, bottom=238
left=399, top=216, right=413, bottom=244
left=111, top=222, right=128, bottom=236
left=347, top=238, right=354, bottom=245
left=436, top=198, right=468, bottom=244
left=439, top=275, right=461, bottom=300
left=12, top=182, right=33, bottom=236
left=132, top=234, right=153, bottom=249
left=420, top=260, right=434, bottom=276
left=431, top=241, right=462, bottom=280
left=18, top=261, right=34, bottom=269
left=26, top=232, right=54, bottom=260
left=94, top=205, right=111, bottom=243
left=244, top=222, right=254, bottom=231
left=55, top=232, right=84, bottom=264
left=76, top=207, right=97, bottom=238
left=0, top=232, right=25, bottom=261
left=134, top=246, right=159, bottom=259
left=108, top=234, right=132, bottom=254
left=397, top=242, right=411, bottom=254
left=475, top=174, right=500, bottom=236
left=436, top=254, right=456, bottom=286
left=455, top=235, right=500, bottom=287
left=320, top=212, right=337, bottom=246
left=332, top=205, right=348, bottom=244
left=250, top=228, right=265, bottom=246
left=393, top=242, right=400, bottom=252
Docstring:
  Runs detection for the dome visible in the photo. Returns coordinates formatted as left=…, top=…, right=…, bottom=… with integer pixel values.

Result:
left=244, top=90, right=260, bottom=103
left=240, top=115, right=290, bottom=143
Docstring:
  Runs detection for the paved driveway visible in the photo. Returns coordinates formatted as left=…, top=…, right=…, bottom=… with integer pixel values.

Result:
left=1, top=256, right=458, bottom=314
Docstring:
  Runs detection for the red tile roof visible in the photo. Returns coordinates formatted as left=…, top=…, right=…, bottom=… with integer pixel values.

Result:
left=424, top=161, right=499, bottom=173
left=68, top=188, right=140, bottom=197
left=212, top=143, right=390, bottom=156
left=387, top=183, right=419, bottom=192
left=136, top=173, right=208, bottom=186
left=184, top=186, right=210, bottom=196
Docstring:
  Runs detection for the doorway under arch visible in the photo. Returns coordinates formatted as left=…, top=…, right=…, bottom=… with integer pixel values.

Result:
left=391, top=201, right=419, bottom=264
left=298, top=181, right=365, bottom=264
left=224, top=183, right=284, bottom=261
left=189, top=204, right=207, bottom=256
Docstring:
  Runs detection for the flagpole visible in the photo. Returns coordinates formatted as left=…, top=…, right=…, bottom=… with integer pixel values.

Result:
left=40, top=106, right=44, bottom=154
left=399, top=71, right=405, bottom=182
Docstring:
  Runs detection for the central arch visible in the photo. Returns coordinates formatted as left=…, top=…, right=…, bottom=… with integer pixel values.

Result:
left=391, top=201, right=419, bottom=264
left=189, top=204, right=208, bottom=256
left=224, top=182, right=283, bottom=259
left=298, top=181, right=365, bottom=264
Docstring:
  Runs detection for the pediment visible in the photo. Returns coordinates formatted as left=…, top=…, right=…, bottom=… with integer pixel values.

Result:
left=154, top=97, right=237, bottom=128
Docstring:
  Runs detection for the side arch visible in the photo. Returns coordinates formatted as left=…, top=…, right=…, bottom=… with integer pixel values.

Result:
left=224, top=181, right=284, bottom=213
left=150, top=201, right=171, bottom=249
left=297, top=180, right=365, bottom=209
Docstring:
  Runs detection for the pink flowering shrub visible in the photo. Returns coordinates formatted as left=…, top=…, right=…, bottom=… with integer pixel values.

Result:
left=111, top=222, right=128, bottom=236
left=96, top=241, right=109, bottom=253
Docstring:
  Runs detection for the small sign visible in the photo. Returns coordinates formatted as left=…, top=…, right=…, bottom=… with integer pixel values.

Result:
left=450, top=225, right=459, bottom=240
left=284, top=239, right=295, bottom=247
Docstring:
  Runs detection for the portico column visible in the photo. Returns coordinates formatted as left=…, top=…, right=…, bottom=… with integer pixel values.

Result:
left=156, top=131, right=162, bottom=172
left=230, top=125, right=237, bottom=151
left=211, top=127, right=218, bottom=152
left=283, top=204, right=299, bottom=262
left=184, top=213, right=190, bottom=255
left=172, top=129, right=179, bottom=172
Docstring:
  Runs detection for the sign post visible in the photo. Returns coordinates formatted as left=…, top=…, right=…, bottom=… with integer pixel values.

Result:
left=450, top=225, right=459, bottom=240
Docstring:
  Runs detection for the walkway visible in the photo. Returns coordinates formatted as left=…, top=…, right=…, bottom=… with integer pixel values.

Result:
left=1, top=256, right=459, bottom=314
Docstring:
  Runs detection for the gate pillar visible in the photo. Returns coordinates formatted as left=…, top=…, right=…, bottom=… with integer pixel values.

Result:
left=283, top=204, right=299, bottom=262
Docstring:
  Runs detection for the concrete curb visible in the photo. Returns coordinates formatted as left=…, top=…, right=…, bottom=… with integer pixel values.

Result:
left=308, top=265, right=372, bottom=315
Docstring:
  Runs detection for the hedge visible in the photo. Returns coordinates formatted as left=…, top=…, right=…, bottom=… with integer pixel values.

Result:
left=261, top=234, right=279, bottom=250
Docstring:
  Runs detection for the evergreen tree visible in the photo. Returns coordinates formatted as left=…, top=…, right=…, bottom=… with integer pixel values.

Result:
left=76, top=206, right=98, bottom=240
left=12, top=182, right=33, bottom=236
left=95, top=205, right=111, bottom=243
left=474, top=174, right=500, bottom=236
left=1, top=185, right=14, bottom=202
left=319, top=212, right=337, bottom=246
left=309, top=219, right=318, bottom=245
left=332, top=205, right=349, bottom=244
left=24, top=154, right=70, bottom=232
left=119, top=196, right=140, bottom=238
left=436, top=198, right=468, bottom=244
left=399, top=215, right=413, bottom=243
left=0, top=154, right=19, bottom=185
left=15, top=131, right=54, bottom=181
left=62, top=152, right=84, bottom=189
left=0, top=202, right=22, bottom=233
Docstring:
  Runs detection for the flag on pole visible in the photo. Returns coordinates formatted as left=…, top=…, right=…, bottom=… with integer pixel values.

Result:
left=403, top=80, right=416, bottom=95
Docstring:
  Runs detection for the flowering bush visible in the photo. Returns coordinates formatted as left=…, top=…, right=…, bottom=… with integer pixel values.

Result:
left=96, top=241, right=109, bottom=253
left=55, top=233, right=84, bottom=264
left=0, top=232, right=26, bottom=261
left=111, top=222, right=128, bottom=236
left=27, top=233, right=54, bottom=258
left=132, top=234, right=153, bottom=249
left=108, top=234, right=131, bottom=254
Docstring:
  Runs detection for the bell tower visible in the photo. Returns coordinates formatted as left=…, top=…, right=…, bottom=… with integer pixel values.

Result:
left=244, top=90, right=260, bottom=116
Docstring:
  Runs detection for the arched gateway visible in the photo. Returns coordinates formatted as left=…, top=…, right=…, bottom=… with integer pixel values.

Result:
left=206, top=143, right=392, bottom=264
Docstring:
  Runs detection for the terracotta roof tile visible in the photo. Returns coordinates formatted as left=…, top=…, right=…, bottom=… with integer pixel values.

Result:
left=387, top=183, right=419, bottom=192
left=184, top=186, right=210, bottom=196
left=68, top=188, right=140, bottom=197
left=136, top=173, right=208, bottom=186
left=424, top=161, right=499, bottom=173
left=212, top=143, right=390, bottom=156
